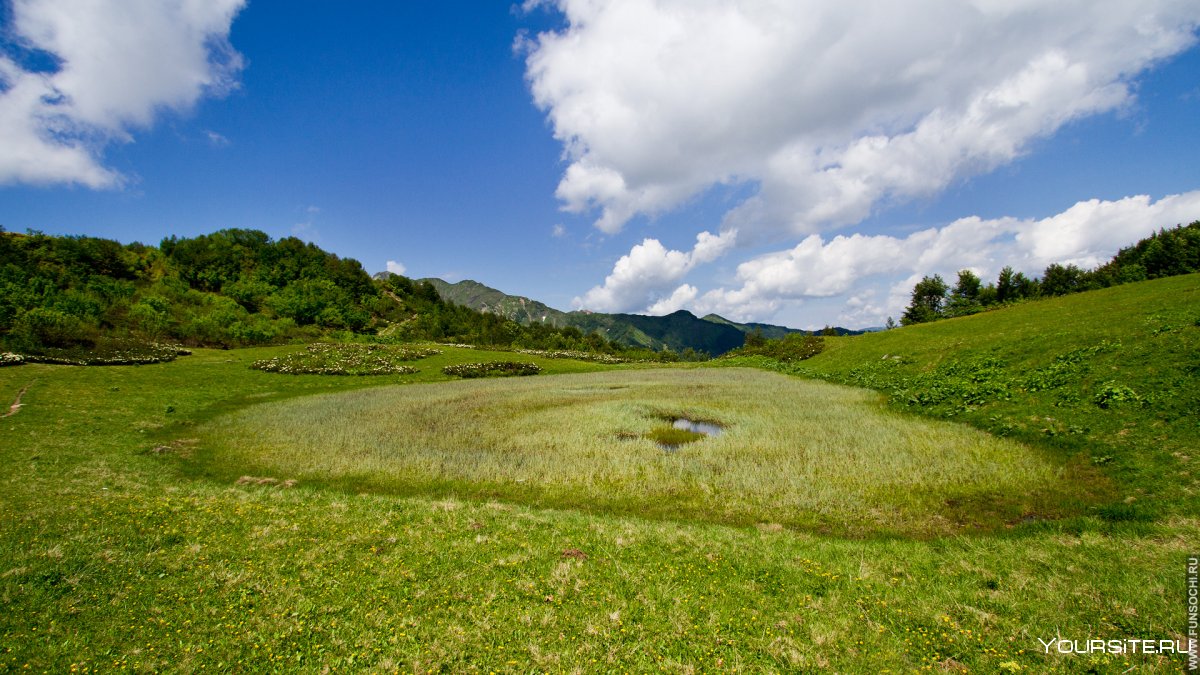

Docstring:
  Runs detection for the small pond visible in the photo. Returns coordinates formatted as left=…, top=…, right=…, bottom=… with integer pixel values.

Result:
left=671, top=418, right=723, bottom=437
left=652, top=417, right=724, bottom=452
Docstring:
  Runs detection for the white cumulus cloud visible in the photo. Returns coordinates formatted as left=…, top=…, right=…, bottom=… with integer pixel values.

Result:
left=386, top=260, right=407, bottom=276
left=524, top=0, right=1200, bottom=236
left=0, top=0, right=246, bottom=188
left=645, top=284, right=698, bottom=315
left=698, top=191, right=1200, bottom=325
left=573, top=229, right=736, bottom=312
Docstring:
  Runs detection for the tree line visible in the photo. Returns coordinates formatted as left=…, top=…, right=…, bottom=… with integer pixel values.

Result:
left=898, top=221, right=1200, bottom=326
left=0, top=227, right=686, bottom=360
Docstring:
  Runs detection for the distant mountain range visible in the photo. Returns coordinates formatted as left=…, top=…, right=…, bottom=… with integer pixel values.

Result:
left=699, top=313, right=804, bottom=340
left=421, top=278, right=861, bottom=355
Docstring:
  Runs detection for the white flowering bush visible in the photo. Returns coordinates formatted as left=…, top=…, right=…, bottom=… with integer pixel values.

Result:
left=13, top=340, right=188, bottom=366
left=442, top=361, right=541, bottom=378
left=515, top=349, right=631, bottom=364
left=0, top=352, right=25, bottom=367
left=251, top=343, right=438, bottom=376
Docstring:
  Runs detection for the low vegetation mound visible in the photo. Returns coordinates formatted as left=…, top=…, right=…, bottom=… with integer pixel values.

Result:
left=441, top=361, right=541, bottom=378
left=250, top=343, right=439, bottom=375
left=192, top=368, right=1103, bottom=536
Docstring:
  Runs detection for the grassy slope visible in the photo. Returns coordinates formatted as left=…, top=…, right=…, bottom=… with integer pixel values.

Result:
left=723, top=273, right=1200, bottom=523
left=0, top=280, right=1196, bottom=672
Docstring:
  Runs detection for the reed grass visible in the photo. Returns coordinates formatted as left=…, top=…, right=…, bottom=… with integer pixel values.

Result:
left=192, top=368, right=1102, bottom=535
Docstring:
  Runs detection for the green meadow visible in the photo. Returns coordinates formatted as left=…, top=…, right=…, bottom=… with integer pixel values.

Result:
left=3, top=276, right=1199, bottom=672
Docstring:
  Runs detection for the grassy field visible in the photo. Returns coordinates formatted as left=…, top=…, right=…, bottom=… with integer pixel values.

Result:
left=190, top=368, right=1103, bottom=536
left=1, top=279, right=1198, bottom=672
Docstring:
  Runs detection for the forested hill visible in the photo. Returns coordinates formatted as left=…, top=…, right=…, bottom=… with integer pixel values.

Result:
left=0, top=223, right=798, bottom=359
left=1, top=228, right=380, bottom=351
left=0, top=228, right=649, bottom=357
left=568, top=310, right=745, bottom=356
left=700, top=314, right=803, bottom=339
left=420, top=278, right=568, bottom=326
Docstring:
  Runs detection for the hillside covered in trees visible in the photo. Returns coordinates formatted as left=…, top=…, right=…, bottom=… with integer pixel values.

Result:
left=899, top=221, right=1200, bottom=325
left=1, top=228, right=374, bottom=352
left=0, top=228, right=659, bottom=359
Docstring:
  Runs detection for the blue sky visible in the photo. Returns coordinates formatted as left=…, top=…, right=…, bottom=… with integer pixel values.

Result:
left=2, top=1, right=1199, bottom=329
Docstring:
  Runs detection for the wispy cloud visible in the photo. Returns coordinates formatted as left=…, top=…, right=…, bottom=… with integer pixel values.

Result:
left=205, top=130, right=231, bottom=147
left=291, top=222, right=318, bottom=243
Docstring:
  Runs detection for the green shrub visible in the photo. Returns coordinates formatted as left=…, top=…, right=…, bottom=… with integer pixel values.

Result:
left=128, top=300, right=172, bottom=338
left=266, top=279, right=353, bottom=328
left=727, top=334, right=825, bottom=362
left=1091, top=382, right=1143, bottom=409
left=8, top=307, right=96, bottom=351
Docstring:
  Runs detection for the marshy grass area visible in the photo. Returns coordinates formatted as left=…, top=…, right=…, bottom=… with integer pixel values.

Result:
left=191, top=368, right=1103, bottom=536
left=2, top=276, right=1198, bottom=672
